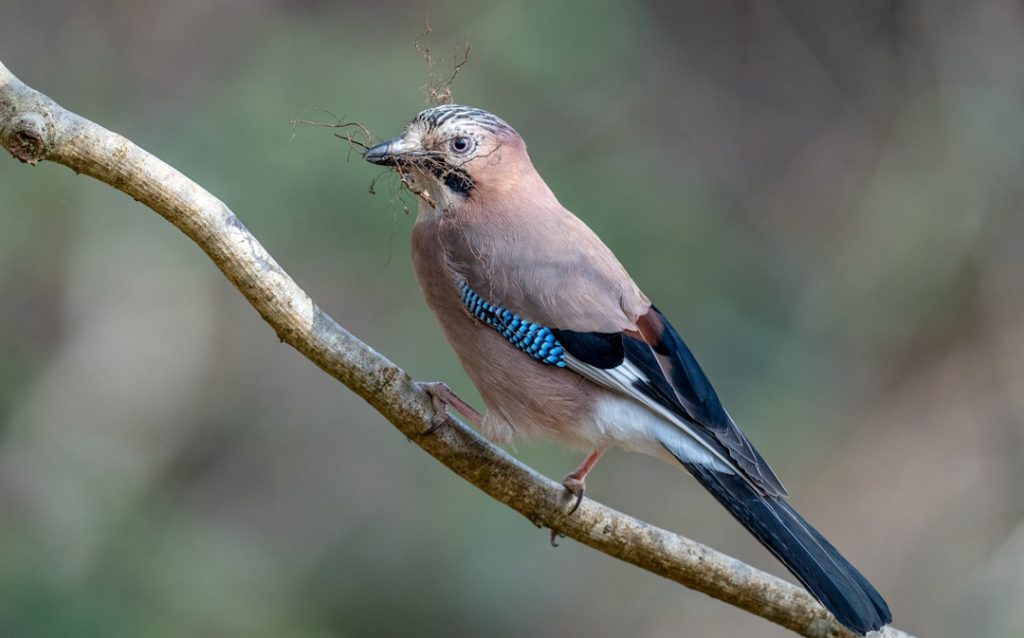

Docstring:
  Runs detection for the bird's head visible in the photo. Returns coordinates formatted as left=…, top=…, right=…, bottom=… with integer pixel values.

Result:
left=363, top=104, right=535, bottom=213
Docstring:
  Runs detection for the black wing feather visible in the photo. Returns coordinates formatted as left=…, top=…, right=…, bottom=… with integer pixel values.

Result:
left=552, top=330, right=694, bottom=425
left=647, top=305, right=728, bottom=429
left=550, top=330, right=623, bottom=369
left=555, top=307, right=786, bottom=496
left=639, top=307, right=787, bottom=496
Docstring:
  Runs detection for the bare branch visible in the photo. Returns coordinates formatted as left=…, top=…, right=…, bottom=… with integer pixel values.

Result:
left=0, top=60, right=913, bottom=638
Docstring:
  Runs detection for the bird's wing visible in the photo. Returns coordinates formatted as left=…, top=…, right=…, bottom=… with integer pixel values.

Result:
left=460, top=269, right=786, bottom=496
left=555, top=306, right=788, bottom=497
left=446, top=206, right=785, bottom=495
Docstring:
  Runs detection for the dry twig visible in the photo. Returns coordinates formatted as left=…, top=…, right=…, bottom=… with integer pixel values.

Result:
left=415, top=19, right=470, bottom=105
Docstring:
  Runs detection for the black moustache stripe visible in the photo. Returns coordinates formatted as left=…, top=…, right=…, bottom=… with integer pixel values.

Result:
left=431, top=163, right=475, bottom=196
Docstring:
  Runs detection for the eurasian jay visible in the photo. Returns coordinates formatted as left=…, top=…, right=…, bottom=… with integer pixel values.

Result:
left=363, top=105, right=891, bottom=635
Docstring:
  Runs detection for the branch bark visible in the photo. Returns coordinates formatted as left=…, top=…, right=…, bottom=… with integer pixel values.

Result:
left=0, top=60, right=912, bottom=638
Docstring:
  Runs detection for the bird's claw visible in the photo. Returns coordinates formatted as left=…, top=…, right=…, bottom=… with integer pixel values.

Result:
left=550, top=528, right=565, bottom=547
left=418, top=381, right=484, bottom=434
left=422, top=415, right=448, bottom=436
left=562, top=476, right=586, bottom=515
left=420, top=382, right=451, bottom=435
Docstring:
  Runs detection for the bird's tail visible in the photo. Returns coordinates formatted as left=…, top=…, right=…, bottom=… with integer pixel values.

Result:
left=678, top=460, right=891, bottom=635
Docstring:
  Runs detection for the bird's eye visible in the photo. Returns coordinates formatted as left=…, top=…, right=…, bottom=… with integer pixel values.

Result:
left=449, top=136, right=473, bottom=154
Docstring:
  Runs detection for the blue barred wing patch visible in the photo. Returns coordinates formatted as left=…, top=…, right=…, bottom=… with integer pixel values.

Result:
left=459, top=282, right=566, bottom=367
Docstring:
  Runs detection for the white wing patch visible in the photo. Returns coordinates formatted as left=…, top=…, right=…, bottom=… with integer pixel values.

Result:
left=590, top=394, right=735, bottom=473
left=565, top=354, right=737, bottom=473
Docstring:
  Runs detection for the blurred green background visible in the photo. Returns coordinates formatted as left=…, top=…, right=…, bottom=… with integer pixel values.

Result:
left=2, top=1, right=1023, bottom=636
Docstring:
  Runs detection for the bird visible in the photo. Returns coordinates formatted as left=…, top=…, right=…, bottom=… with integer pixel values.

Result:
left=362, top=104, right=892, bottom=635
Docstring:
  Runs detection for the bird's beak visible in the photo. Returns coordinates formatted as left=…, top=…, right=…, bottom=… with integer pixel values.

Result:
left=363, top=135, right=415, bottom=166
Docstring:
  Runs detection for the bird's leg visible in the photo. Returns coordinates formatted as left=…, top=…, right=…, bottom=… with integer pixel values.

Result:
left=550, top=448, right=608, bottom=545
left=419, top=381, right=483, bottom=434
left=562, top=448, right=606, bottom=515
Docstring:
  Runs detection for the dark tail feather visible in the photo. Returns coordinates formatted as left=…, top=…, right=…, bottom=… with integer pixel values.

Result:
left=682, top=462, right=891, bottom=634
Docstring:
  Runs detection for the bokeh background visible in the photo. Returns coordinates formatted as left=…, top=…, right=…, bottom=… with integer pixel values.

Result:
left=1, top=1, right=1023, bottom=636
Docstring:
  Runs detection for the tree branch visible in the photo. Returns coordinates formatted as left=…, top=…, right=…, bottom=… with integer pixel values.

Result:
left=0, top=60, right=912, bottom=638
